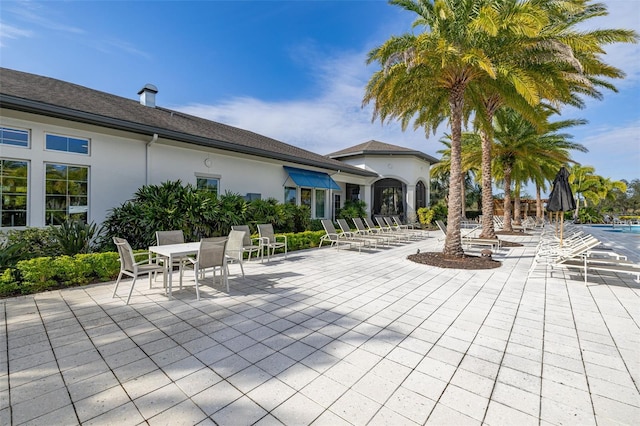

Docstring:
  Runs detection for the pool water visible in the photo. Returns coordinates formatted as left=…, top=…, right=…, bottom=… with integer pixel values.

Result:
left=590, top=224, right=640, bottom=234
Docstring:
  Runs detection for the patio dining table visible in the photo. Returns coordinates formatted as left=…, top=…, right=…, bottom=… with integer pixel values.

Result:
left=148, top=242, right=200, bottom=298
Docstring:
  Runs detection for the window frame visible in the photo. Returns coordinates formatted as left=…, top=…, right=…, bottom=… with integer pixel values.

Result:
left=196, top=174, right=220, bottom=196
left=44, top=162, right=90, bottom=225
left=0, top=126, right=30, bottom=149
left=45, top=132, right=91, bottom=155
left=0, top=158, right=29, bottom=228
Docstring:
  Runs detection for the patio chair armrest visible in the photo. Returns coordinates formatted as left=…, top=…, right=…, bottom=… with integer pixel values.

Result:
left=276, top=235, right=287, bottom=244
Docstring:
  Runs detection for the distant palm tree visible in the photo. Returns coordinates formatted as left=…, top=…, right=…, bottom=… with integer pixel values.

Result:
left=491, top=107, right=587, bottom=231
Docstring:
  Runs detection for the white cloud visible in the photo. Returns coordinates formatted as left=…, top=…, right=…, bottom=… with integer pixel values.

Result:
left=177, top=47, right=446, bottom=158
left=572, top=121, right=640, bottom=181
left=176, top=0, right=639, bottom=173
left=0, top=22, right=32, bottom=46
left=7, top=0, right=84, bottom=34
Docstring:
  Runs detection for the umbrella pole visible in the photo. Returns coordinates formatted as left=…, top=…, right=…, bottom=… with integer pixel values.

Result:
left=560, top=214, right=564, bottom=247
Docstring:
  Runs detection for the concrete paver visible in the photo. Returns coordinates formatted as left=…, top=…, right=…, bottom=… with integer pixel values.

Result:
left=0, top=225, right=638, bottom=425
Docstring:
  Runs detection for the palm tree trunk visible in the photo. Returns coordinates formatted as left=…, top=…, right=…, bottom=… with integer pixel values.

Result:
left=479, top=127, right=496, bottom=239
left=444, top=89, right=465, bottom=257
left=536, top=185, right=542, bottom=219
left=513, top=183, right=522, bottom=225
left=460, top=172, right=467, bottom=219
left=502, top=165, right=514, bottom=232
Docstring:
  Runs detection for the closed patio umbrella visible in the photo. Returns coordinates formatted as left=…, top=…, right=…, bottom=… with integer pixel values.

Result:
left=546, top=167, right=576, bottom=246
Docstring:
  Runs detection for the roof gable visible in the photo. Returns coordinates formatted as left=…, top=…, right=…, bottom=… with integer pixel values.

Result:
left=327, top=139, right=439, bottom=164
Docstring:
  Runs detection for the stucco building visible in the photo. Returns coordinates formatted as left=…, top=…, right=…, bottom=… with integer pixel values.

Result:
left=0, top=68, right=437, bottom=230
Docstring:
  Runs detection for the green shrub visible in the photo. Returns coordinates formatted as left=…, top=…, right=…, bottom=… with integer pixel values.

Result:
left=50, top=220, right=102, bottom=255
left=3, top=252, right=122, bottom=297
left=337, top=200, right=367, bottom=221
left=309, top=219, right=324, bottom=232
left=417, top=207, right=435, bottom=226
left=77, top=253, right=120, bottom=281
left=0, top=239, right=28, bottom=271
left=0, top=269, right=20, bottom=297
left=17, top=257, right=58, bottom=292
left=5, top=227, right=60, bottom=258
left=285, top=231, right=326, bottom=251
left=430, top=202, right=448, bottom=222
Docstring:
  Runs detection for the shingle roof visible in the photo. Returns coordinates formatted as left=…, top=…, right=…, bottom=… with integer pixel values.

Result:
left=327, top=140, right=439, bottom=164
left=0, top=67, right=376, bottom=177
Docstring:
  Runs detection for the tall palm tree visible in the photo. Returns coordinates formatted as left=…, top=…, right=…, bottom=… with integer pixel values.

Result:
left=470, top=0, right=638, bottom=239
left=491, top=107, right=587, bottom=231
left=364, top=0, right=556, bottom=257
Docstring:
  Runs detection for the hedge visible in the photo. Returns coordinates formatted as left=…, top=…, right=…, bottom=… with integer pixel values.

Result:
left=0, top=230, right=328, bottom=298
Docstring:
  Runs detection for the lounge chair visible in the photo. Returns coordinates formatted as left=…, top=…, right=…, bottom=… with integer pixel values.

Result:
left=391, top=215, right=428, bottom=237
left=528, top=230, right=632, bottom=282
left=373, top=216, right=411, bottom=241
left=320, top=219, right=370, bottom=252
left=363, top=217, right=404, bottom=242
left=435, top=220, right=501, bottom=250
left=336, top=218, right=381, bottom=248
left=257, top=223, right=287, bottom=261
left=383, top=217, right=424, bottom=239
left=352, top=217, right=394, bottom=246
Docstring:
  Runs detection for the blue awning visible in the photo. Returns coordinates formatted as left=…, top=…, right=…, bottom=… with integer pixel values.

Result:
left=284, top=166, right=341, bottom=190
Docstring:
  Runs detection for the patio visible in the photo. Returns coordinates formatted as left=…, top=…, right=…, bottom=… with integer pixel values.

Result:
left=1, top=226, right=638, bottom=425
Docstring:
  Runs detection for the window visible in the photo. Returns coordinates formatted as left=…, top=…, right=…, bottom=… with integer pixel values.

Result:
left=301, top=188, right=312, bottom=208
left=46, top=133, right=90, bottom=154
left=1, top=159, right=28, bottom=227
left=315, top=189, right=326, bottom=218
left=244, top=193, right=261, bottom=202
left=416, top=181, right=427, bottom=209
left=1, top=127, right=29, bottom=148
left=346, top=183, right=360, bottom=201
left=196, top=177, right=219, bottom=196
left=45, top=163, right=89, bottom=225
left=284, top=187, right=297, bottom=205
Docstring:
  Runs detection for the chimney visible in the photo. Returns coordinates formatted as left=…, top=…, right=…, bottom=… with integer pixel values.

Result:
left=138, top=84, right=158, bottom=107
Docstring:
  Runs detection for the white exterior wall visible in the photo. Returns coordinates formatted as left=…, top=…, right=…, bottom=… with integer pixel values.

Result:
left=148, top=142, right=287, bottom=201
left=337, top=155, right=431, bottom=221
left=1, top=109, right=378, bottom=229
left=1, top=111, right=147, bottom=228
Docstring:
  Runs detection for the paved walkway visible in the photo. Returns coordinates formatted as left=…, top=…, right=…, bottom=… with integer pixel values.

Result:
left=1, top=226, right=638, bottom=425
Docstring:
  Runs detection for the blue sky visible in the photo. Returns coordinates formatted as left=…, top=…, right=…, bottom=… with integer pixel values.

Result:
left=1, top=0, right=638, bottom=195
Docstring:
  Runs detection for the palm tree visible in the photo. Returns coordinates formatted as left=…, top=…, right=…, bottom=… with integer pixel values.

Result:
left=566, top=165, right=626, bottom=220
left=431, top=135, right=479, bottom=219
left=364, top=0, right=558, bottom=257
left=491, top=107, right=587, bottom=231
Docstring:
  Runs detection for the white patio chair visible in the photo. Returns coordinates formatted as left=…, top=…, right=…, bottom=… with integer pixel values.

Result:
left=231, top=225, right=263, bottom=262
left=112, top=237, right=165, bottom=305
left=257, top=223, right=287, bottom=261
left=181, top=238, right=229, bottom=297
left=225, top=229, right=246, bottom=277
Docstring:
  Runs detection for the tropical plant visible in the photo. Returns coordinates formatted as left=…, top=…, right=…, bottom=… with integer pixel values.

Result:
left=49, top=220, right=102, bottom=256
left=489, top=107, right=587, bottom=231
left=337, top=199, right=367, bottom=221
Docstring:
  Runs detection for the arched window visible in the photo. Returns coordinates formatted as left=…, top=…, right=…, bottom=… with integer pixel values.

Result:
left=415, top=181, right=427, bottom=209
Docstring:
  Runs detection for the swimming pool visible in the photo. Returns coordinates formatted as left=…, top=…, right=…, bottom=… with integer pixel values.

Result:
left=590, top=224, right=640, bottom=234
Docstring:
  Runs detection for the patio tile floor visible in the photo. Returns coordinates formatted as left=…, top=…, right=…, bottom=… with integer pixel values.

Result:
left=1, top=225, right=638, bottom=425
